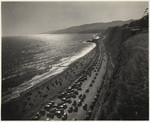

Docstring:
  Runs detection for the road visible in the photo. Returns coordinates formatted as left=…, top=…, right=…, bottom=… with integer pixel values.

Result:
left=33, top=39, right=107, bottom=120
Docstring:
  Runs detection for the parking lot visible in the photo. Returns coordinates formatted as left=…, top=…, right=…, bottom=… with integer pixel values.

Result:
left=32, top=41, right=107, bottom=120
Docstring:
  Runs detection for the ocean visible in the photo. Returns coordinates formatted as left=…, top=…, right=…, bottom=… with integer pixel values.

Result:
left=2, top=34, right=96, bottom=103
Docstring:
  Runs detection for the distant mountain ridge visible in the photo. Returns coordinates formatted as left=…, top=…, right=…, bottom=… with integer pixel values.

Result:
left=45, top=19, right=133, bottom=34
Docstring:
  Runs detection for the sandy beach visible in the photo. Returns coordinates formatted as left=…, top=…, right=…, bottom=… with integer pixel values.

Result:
left=2, top=40, right=98, bottom=120
left=35, top=38, right=107, bottom=120
left=2, top=2, right=148, bottom=120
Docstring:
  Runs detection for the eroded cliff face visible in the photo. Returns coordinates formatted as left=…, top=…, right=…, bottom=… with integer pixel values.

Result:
left=96, top=16, right=148, bottom=120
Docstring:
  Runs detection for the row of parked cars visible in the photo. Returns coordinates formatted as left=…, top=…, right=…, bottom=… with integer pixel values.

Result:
left=32, top=52, right=103, bottom=120
left=84, top=85, right=102, bottom=120
left=32, top=100, right=69, bottom=120
left=32, top=74, right=88, bottom=120
left=66, top=52, right=102, bottom=120
left=83, top=56, right=103, bottom=120
left=57, top=67, right=96, bottom=119
left=58, top=75, right=88, bottom=115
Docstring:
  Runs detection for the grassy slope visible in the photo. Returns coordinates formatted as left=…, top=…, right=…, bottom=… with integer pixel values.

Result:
left=98, top=31, right=148, bottom=120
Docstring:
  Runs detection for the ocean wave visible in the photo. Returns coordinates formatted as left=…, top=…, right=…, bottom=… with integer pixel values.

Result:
left=2, top=42, right=96, bottom=104
left=57, top=43, right=96, bottom=67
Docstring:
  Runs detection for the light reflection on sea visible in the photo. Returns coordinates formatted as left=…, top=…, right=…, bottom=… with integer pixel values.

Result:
left=2, top=34, right=96, bottom=103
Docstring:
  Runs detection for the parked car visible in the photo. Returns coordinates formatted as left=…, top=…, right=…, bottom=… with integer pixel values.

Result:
left=83, top=94, right=86, bottom=99
left=68, top=106, right=73, bottom=113
left=44, top=104, right=51, bottom=111
left=86, top=89, right=89, bottom=93
left=96, top=93, right=99, bottom=97
left=90, top=102, right=95, bottom=110
left=89, top=83, right=93, bottom=87
left=77, top=87, right=82, bottom=91
left=72, top=94, right=76, bottom=98
left=39, top=109, right=46, bottom=116
left=63, top=104, right=67, bottom=109
left=74, top=91, right=79, bottom=95
left=59, top=104, right=67, bottom=109
left=62, top=113, right=68, bottom=120
left=84, top=77, right=87, bottom=80
left=86, top=110, right=92, bottom=117
left=73, top=106, right=78, bottom=112
left=58, top=95, right=63, bottom=99
left=78, top=94, right=82, bottom=99
left=32, top=113, right=41, bottom=120
left=49, top=108, right=57, bottom=113
left=61, top=93, right=66, bottom=97
left=83, top=104, right=87, bottom=111
left=47, top=101, right=54, bottom=106
left=84, top=114, right=90, bottom=120
left=68, top=86, right=72, bottom=90
left=73, top=100, right=77, bottom=106
left=94, top=96, right=98, bottom=101
left=46, top=118, right=50, bottom=121
left=62, top=98, right=67, bottom=102
left=52, top=104, right=58, bottom=109
left=97, top=89, right=100, bottom=93
left=81, top=98, right=84, bottom=102
left=78, top=100, right=82, bottom=107
left=66, top=99, right=72, bottom=104
left=92, top=80, right=95, bottom=83
left=66, top=93, right=70, bottom=98
left=58, top=101, right=64, bottom=106
left=55, top=109, right=64, bottom=118
left=46, top=112, right=54, bottom=119
left=76, top=82, right=82, bottom=86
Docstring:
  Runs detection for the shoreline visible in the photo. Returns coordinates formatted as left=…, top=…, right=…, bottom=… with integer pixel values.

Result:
left=34, top=36, right=104, bottom=120
left=2, top=43, right=96, bottom=104
left=2, top=41, right=99, bottom=120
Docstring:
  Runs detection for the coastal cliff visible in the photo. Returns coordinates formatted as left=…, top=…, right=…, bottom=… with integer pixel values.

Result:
left=2, top=13, right=148, bottom=121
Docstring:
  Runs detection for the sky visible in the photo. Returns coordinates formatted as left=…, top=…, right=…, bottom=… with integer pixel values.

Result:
left=2, top=1, right=148, bottom=36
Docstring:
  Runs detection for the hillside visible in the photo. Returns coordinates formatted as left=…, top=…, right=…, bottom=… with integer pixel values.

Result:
left=45, top=20, right=133, bottom=34
left=95, top=15, right=149, bottom=120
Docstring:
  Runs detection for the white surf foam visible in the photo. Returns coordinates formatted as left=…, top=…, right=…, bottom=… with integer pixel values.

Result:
left=2, top=43, right=96, bottom=103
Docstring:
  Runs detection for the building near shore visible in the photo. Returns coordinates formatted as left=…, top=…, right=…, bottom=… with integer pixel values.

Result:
left=92, top=35, right=100, bottom=42
left=86, top=35, right=99, bottom=42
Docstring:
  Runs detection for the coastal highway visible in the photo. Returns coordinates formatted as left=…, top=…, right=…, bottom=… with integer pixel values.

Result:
left=34, top=40, right=107, bottom=120
left=68, top=48, right=107, bottom=120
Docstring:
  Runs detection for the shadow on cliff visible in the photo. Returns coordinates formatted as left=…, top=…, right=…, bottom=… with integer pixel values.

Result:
left=97, top=14, right=149, bottom=120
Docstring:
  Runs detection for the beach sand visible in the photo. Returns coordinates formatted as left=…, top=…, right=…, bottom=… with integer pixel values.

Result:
left=35, top=38, right=107, bottom=120
left=2, top=42, right=98, bottom=120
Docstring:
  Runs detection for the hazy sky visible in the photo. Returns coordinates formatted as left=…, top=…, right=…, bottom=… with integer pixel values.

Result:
left=2, top=1, right=148, bottom=36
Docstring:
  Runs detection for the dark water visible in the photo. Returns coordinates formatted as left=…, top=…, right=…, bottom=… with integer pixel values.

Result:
left=2, top=34, right=95, bottom=103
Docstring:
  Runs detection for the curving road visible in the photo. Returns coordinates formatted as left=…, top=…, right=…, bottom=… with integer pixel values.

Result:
left=33, top=39, right=107, bottom=120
